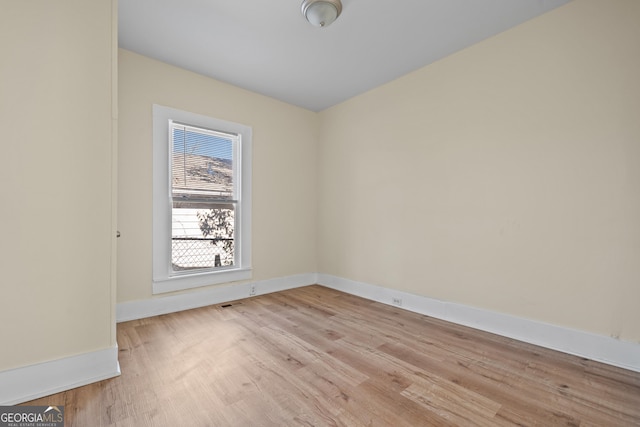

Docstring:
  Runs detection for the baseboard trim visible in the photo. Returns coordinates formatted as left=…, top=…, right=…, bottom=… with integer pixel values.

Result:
left=0, top=346, right=121, bottom=405
left=116, top=273, right=319, bottom=322
left=117, top=272, right=640, bottom=373
left=317, top=274, right=640, bottom=373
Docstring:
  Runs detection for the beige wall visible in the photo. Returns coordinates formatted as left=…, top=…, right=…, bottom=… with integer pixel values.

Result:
left=0, top=1, right=116, bottom=370
left=117, top=49, right=318, bottom=302
left=318, top=0, right=640, bottom=342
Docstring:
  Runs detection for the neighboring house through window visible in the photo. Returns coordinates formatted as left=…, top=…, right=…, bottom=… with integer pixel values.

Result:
left=152, top=105, right=252, bottom=294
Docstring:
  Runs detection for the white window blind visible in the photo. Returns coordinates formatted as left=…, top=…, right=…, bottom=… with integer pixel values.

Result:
left=171, top=123, right=237, bottom=201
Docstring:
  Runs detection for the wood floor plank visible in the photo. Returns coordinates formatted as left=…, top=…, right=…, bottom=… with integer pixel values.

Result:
left=21, top=285, right=640, bottom=426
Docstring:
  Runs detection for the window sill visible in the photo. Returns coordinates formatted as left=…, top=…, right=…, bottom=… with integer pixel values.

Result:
left=152, top=267, right=252, bottom=294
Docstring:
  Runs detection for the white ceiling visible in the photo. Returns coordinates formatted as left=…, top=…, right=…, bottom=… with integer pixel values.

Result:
left=118, top=0, right=571, bottom=112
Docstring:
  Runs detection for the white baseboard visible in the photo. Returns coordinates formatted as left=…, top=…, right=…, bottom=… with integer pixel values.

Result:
left=10, top=274, right=633, bottom=406
left=0, top=346, right=121, bottom=405
left=117, top=272, right=640, bottom=373
left=116, top=273, right=319, bottom=322
left=317, top=274, right=640, bottom=373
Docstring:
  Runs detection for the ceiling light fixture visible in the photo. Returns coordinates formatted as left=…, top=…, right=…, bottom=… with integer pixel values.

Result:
left=301, top=0, right=342, bottom=27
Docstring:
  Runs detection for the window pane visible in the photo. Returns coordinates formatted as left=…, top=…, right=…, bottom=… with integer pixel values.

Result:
left=172, top=125, right=234, bottom=199
left=171, top=205, right=235, bottom=271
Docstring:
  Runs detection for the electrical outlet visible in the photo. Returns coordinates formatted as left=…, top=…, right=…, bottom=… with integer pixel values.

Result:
left=249, top=284, right=257, bottom=296
left=392, top=297, right=402, bottom=307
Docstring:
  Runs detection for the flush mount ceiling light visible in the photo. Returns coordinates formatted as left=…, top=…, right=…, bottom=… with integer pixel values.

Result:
left=301, top=0, right=342, bottom=27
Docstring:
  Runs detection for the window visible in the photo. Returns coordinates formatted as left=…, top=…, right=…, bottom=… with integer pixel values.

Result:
left=153, top=105, right=251, bottom=293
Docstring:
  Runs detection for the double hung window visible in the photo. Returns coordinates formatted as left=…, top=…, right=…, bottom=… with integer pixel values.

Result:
left=152, top=105, right=251, bottom=293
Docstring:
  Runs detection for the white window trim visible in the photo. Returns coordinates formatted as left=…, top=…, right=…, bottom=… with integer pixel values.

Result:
left=152, top=105, right=252, bottom=294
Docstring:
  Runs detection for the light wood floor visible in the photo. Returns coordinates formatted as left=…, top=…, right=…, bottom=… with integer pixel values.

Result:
left=24, top=285, right=640, bottom=426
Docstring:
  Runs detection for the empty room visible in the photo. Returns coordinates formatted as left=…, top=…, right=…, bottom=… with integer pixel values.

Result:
left=1, top=0, right=639, bottom=425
